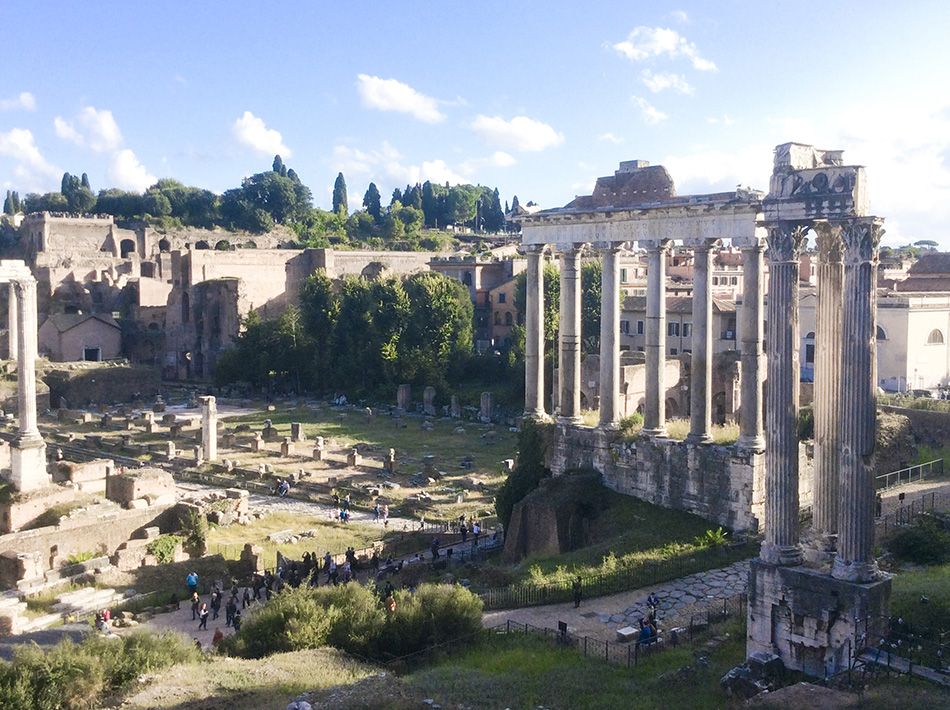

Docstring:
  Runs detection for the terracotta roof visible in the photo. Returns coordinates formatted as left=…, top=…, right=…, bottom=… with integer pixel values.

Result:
left=43, top=313, right=120, bottom=333
left=906, top=253, right=950, bottom=275
left=894, top=276, right=950, bottom=292
left=622, top=295, right=736, bottom=314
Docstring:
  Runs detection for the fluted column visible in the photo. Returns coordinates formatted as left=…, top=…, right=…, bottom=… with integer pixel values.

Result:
left=833, top=218, right=884, bottom=583
left=15, top=278, right=40, bottom=440
left=737, top=238, right=765, bottom=450
left=811, top=222, right=844, bottom=560
left=761, top=223, right=807, bottom=567
left=687, top=239, right=717, bottom=443
left=7, top=282, right=18, bottom=360
left=558, top=244, right=583, bottom=423
left=598, top=242, right=622, bottom=428
left=524, top=245, right=546, bottom=417
left=201, top=395, right=218, bottom=462
left=642, top=240, right=670, bottom=435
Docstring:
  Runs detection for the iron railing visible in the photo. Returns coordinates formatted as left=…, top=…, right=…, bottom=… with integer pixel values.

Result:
left=875, top=459, right=944, bottom=491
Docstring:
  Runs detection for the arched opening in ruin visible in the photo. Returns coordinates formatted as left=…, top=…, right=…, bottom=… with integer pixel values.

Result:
left=158, top=238, right=171, bottom=253
left=120, top=239, right=136, bottom=259
left=195, top=240, right=210, bottom=250
left=928, top=329, right=944, bottom=345
left=214, top=240, right=231, bottom=251
left=462, top=271, right=473, bottom=286
left=361, top=262, right=387, bottom=279
left=666, top=398, right=679, bottom=417
left=876, top=325, right=887, bottom=341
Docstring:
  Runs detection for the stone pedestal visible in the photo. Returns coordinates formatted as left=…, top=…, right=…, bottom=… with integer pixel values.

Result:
left=479, top=392, right=493, bottom=422
left=290, top=422, right=304, bottom=441
left=280, top=437, right=295, bottom=457
left=9, top=437, right=48, bottom=492
left=397, top=384, right=411, bottom=412
left=423, top=387, right=436, bottom=416
left=747, top=560, right=890, bottom=677
left=450, top=395, right=462, bottom=418
left=347, top=448, right=362, bottom=467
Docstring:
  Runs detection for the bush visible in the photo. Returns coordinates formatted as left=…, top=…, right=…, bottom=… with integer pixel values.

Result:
left=887, top=516, right=950, bottom=564
left=0, top=631, right=198, bottom=710
left=375, top=584, right=484, bottom=659
left=618, top=412, right=643, bottom=438
left=146, top=534, right=183, bottom=565
left=180, top=508, right=208, bottom=557
left=694, top=527, right=729, bottom=548
left=495, top=420, right=551, bottom=528
left=66, top=551, right=96, bottom=565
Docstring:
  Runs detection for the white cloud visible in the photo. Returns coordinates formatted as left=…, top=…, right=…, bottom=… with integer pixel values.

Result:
left=332, top=142, right=468, bottom=189
left=669, top=9, right=690, bottom=24
left=53, top=106, right=123, bottom=152
left=0, top=92, right=36, bottom=111
left=470, top=114, right=564, bottom=152
left=632, top=97, right=667, bottom=125
left=109, top=149, right=157, bottom=192
left=0, top=127, right=60, bottom=179
left=232, top=111, right=292, bottom=157
left=613, top=26, right=717, bottom=72
left=459, top=151, right=517, bottom=175
left=356, top=74, right=446, bottom=123
left=706, top=114, right=735, bottom=126
left=641, top=70, right=694, bottom=95
left=598, top=132, right=624, bottom=144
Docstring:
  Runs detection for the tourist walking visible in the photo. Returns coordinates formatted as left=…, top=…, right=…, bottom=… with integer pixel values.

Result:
left=191, top=591, right=200, bottom=620
left=197, top=603, right=209, bottom=630
left=572, top=577, right=583, bottom=608
left=186, top=571, right=199, bottom=596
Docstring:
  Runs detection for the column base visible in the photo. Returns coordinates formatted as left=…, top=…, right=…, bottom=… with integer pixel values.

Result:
left=736, top=435, right=765, bottom=452
left=522, top=409, right=549, bottom=421
left=759, top=542, right=803, bottom=567
left=802, top=531, right=837, bottom=566
left=10, top=434, right=49, bottom=493
left=831, top=556, right=882, bottom=583
left=686, top=432, right=713, bottom=445
left=746, top=559, right=891, bottom=677
left=557, top=415, right=583, bottom=426
left=599, top=419, right=620, bottom=430
left=641, top=427, right=668, bottom=438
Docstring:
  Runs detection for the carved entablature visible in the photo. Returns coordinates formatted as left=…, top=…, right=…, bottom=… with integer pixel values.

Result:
left=813, top=221, right=844, bottom=264
left=764, top=223, right=809, bottom=263
left=840, top=218, right=884, bottom=265
left=764, top=143, right=868, bottom=222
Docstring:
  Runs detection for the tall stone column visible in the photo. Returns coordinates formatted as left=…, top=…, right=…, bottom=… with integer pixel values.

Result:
left=524, top=245, right=546, bottom=418
left=811, top=222, right=844, bottom=560
left=643, top=239, right=670, bottom=436
left=10, top=276, right=46, bottom=491
left=558, top=244, right=583, bottom=423
left=687, top=239, right=717, bottom=443
left=760, top=223, right=807, bottom=567
left=737, top=238, right=765, bottom=450
left=201, top=395, right=218, bottom=462
left=833, top=218, right=884, bottom=583
left=7, top=282, right=17, bottom=360
left=598, top=242, right=622, bottom=428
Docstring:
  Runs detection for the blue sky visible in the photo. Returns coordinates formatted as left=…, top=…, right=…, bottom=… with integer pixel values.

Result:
left=2, top=1, right=949, bottom=245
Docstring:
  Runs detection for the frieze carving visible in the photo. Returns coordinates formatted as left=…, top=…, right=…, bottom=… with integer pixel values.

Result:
left=841, top=218, right=884, bottom=264
left=764, top=223, right=808, bottom=262
left=813, top=222, right=844, bottom=264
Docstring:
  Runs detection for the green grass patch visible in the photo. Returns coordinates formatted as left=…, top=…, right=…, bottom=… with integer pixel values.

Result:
left=408, top=618, right=748, bottom=709
left=663, top=418, right=740, bottom=444
left=890, top=562, right=950, bottom=641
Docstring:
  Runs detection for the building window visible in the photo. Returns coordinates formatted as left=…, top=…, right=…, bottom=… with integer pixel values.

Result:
left=670, top=348, right=678, bottom=356
left=712, top=276, right=719, bottom=285
left=620, top=268, right=628, bottom=283
left=876, top=326, right=887, bottom=341
left=636, top=320, right=644, bottom=335
left=505, top=312, right=513, bottom=326
left=805, top=342, right=815, bottom=364
left=498, top=292, right=506, bottom=303
left=667, top=322, right=680, bottom=337
left=620, top=320, right=630, bottom=334
left=730, top=276, right=738, bottom=285
left=927, top=329, right=944, bottom=344
left=494, top=312, right=501, bottom=325
left=683, top=323, right=691, bottom=338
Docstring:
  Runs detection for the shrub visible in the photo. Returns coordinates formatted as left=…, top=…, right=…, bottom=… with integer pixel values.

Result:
left=376, top=583, right=484, bottom=659
left=66, top=551, right=96, bottom=565
left=146, top=534, right=183, bottom=565
left=618, top=412, right=643, bottom=438
left=694, top=527, right=729, bottom=548
left=180, top=508, right=208, bottom=557
left=887, top=516, right=950, bottom=564
left=495, top=419, right=551, bottom=528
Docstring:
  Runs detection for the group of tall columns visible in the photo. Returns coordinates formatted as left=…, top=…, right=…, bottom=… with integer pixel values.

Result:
left=522, top=237, right=766, bottom=449
left=761, top=218, right=884, bottom=583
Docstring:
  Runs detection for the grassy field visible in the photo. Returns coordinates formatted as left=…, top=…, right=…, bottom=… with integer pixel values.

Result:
left=889, top=562, right=950, bottom=641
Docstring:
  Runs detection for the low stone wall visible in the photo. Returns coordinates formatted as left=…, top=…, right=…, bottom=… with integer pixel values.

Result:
left=548, top=424, right=813, bottom=532
left=880, top=405, right=950, bottom=449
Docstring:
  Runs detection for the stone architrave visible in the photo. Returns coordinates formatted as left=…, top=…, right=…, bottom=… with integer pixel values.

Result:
left=423, top=387, right=437, bottom=416
left=9, top=277, right=47, bottom=492
left=833, top=218, right=885, bottom=583
left=201, top=397, right=218, bottom=462
left=760, top=223, right=807, bottom=567
left=557, top=244, right=584, bottom=423
left=397, top=384, right=411, bottom=411
left=686, top=238, right=719, bottom=443
left=597, top=242, right=623, bottom=428
left=810, top=222, right=844, bottom=561
left=479, top=392, right=493, bottom=422
left=736, top=237, right=766, bottom=450
left=523, top=244, right=546, bottom=417
left=642, top=239, right=670, bottom=436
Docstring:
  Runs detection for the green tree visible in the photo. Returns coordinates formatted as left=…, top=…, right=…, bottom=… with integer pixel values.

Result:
left=3, top=191, right=14, bottom=215
left=421, top=180, right=439, bottom=227
left=514, top=261, right=561, bottom=348
left=445, top=185, right=477, bottom=226
left=24, top=191, right=68, bottom=213
left=495, top=419, right=551, bottom=528
left=363, top=182, right=382, bottom=222
left=390, top=187, right=403, bottom=207
left=95, top=189, right=143, bottom=219
left=272, top=154, right=287, bottom=177
left=581, top=261, right=602, bottom=353
left=299, top=272, right=339, bottom=390
left=484, top=187, right=505, bottom=232
left=332, top=172, right=348, bottom=216
left=141, top=191, right=172, bottom=217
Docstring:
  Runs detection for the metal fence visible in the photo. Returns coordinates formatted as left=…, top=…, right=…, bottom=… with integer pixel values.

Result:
left=876, top=491, right=950, bottom=538
left=479, top=545, right=748, bottom=610
left=875, top=459, right=944, bottom=491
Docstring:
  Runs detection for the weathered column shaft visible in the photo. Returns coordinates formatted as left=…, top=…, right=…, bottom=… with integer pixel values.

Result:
left=15, top=278, right=39, bottom=439
left=761, top=224, right=806, bottom=566
left=599, top=243, right=622, bottom=427
left=7, top=282, right=18, bottom=359
left=688, top=241, right=715, bottom=442
left=833, top=219, right=883, bottom=582
left=558, top=245, right=583, bottom=421
left=524, top=246, right=545, bottom=417
left=644, top=240, right=669, bottom=435
left=201, top=396, right=218, bottom=462
left=738, top=241, right=765, bottom=449
left=812, top=223, right=844, bottom=554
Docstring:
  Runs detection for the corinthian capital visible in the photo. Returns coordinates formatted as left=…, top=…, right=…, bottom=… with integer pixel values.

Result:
left=764, top=223, right=808, bottom=262
left=841, top=218, right=884, bottom=265
left=13, top=277, right=36, bottom=300
left=813, top=221, right=844, bottom=264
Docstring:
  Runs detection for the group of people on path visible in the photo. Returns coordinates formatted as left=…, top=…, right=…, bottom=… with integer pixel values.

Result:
left=185, top=571, right=249, bottom=650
